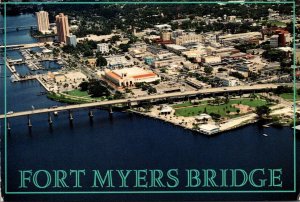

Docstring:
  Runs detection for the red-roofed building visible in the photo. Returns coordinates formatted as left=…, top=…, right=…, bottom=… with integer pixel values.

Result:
left=104, top=67, right=160, bottom=89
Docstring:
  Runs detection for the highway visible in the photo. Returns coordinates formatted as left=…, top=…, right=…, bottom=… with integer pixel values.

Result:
left=0, top=84, right=278, bottom=119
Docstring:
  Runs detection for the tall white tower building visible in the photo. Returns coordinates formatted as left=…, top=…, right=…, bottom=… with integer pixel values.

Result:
left=36, top=11, right=50, bottom=34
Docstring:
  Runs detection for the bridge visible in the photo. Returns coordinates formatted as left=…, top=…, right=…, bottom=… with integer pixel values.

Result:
left=0, top=25, right=37, bottom=31
left=0, top=42, right=46, bottom=50
left=0, top=83, right=279, bottom=121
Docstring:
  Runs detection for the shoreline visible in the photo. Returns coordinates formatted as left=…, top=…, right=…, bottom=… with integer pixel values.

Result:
left=129, top=109, right=260, bottom=136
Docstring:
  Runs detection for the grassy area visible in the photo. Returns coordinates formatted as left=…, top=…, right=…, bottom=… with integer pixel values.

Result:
left=280, top=93, right=297, bottom=101
left=47, top=92, right=90, bottom=104
left=173, top=102, right=194, bottom=108
left=65, top=89, right=89, bottom=97
left=64, top=90, right=107, bottom=101
left=269, top=21, right=286, bottom=27
left=174, top=98, right=268, bottom=117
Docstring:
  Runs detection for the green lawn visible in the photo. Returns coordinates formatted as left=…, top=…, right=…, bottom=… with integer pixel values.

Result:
left=280, top=93, right=297, bottom=100
left=269, top=21, right=286, bottom=27
left=65, top=89, right=109, bottom=101
left=173, top=102, right=194, bottom=108
left=65, top=89, right=89, bottom=97
left=174, top=98, right=268, bottom=117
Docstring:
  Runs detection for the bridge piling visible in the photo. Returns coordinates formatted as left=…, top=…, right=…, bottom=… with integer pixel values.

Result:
left=27, top=115, right=32, bottom=128
left=48, top=112, right=53, bottom=126
left=88, top=110, right=94, bottom=119
left=108, top=105, right=113, bottom=118
left=127, top=101, right=132, bottom=109
left=69, top=110, right=74, bottom=122
left=7, top=121, right=11, bottom=134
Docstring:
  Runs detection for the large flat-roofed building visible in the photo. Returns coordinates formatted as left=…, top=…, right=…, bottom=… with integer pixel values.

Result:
left=165, top=44, right=187, bottom=54
left=202, top=55, right=221, bottom=64
left=55, top=13, right=70, bottom=43
left=154, top=24, right=172, bottom=31
left=36, top=11, right=50, bottom=34
left=153, top=56, right=186, bottom=68
left=104, top=67, right=160, bottom=88
left=174, top=34, right=203, bottom=45
left=219, top=32, right=262, bottom=44
left=105, top=55, right=133, bottom=67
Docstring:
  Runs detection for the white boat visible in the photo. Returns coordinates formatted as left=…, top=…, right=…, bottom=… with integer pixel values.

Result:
left=10, top=75, right=17, bottom=82
left=53, top=111, right=58, bottom=116
left=262, top=134, right=268, bottom=137
left=11, top=65, right=16, bottom=73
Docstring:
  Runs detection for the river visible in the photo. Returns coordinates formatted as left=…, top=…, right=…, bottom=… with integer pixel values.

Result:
left=0, top=14, right=299, bottom=201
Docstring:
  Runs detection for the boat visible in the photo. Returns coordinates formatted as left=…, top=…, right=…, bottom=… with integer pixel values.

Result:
left=53, top=111, right=58, bottom=116
left=11, top=65, right=16, bottom=73
left=10, top=75, right=17, bottom=82
left=7, top=111, right=14, bottom=115
left=262, top=134, right=268, bottom=137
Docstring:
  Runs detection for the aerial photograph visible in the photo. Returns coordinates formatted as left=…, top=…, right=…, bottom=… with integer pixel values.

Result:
left=0, top=1, right=299, bottom=201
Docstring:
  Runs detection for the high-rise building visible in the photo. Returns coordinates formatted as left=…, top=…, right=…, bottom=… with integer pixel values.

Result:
left=66, top=34, right=77, bottom=47
left=55, top=13, right=70, bottom=43
left=36, top=11, right=49, bottom=34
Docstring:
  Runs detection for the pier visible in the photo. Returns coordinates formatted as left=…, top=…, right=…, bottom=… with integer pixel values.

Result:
left=5, top=60, right=38, bottom=82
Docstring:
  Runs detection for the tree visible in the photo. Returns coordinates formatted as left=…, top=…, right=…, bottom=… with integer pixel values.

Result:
left=114, top=91, right=124, bottom=99
left=255, top=105, right=271, bottom=119
left=204, top=66, right=213, bottom=74
left=152, top=80, right=160, bottom=85
left=96, top=56, right=107, bottom=67
left=230, top=71, right=245, bottom=80
left=119, top=43, right=130, bottom=52
left=148, top=87, right=157, bottom=94
left=262, top=49, right=286, bottom=62
left=79, top=81, right=89, bottom=91
left=111, top=35, right=121, bottom=43
left=210, top=112, right=221, bottom=120
left=88, top=80, right=110, bottom=97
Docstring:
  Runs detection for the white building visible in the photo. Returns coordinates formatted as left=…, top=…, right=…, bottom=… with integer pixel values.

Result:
left=97, top=43, right=109, bottom=54
left=270, top=35, right=279, bottom=48
left=66, top=34, right=77, bottom=47
left=159, top=105, right=173, bottom=115
left=198, top=124, right=220, bottom=135
left=220, top=76, right=240, bottom=87
left=154, top=24, right=172, bottom=31
left=104, top=67, right=160, bottom=88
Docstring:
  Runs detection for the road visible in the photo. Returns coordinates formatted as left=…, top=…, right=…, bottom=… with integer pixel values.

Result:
left=0, top=84, right=278, bottom=119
